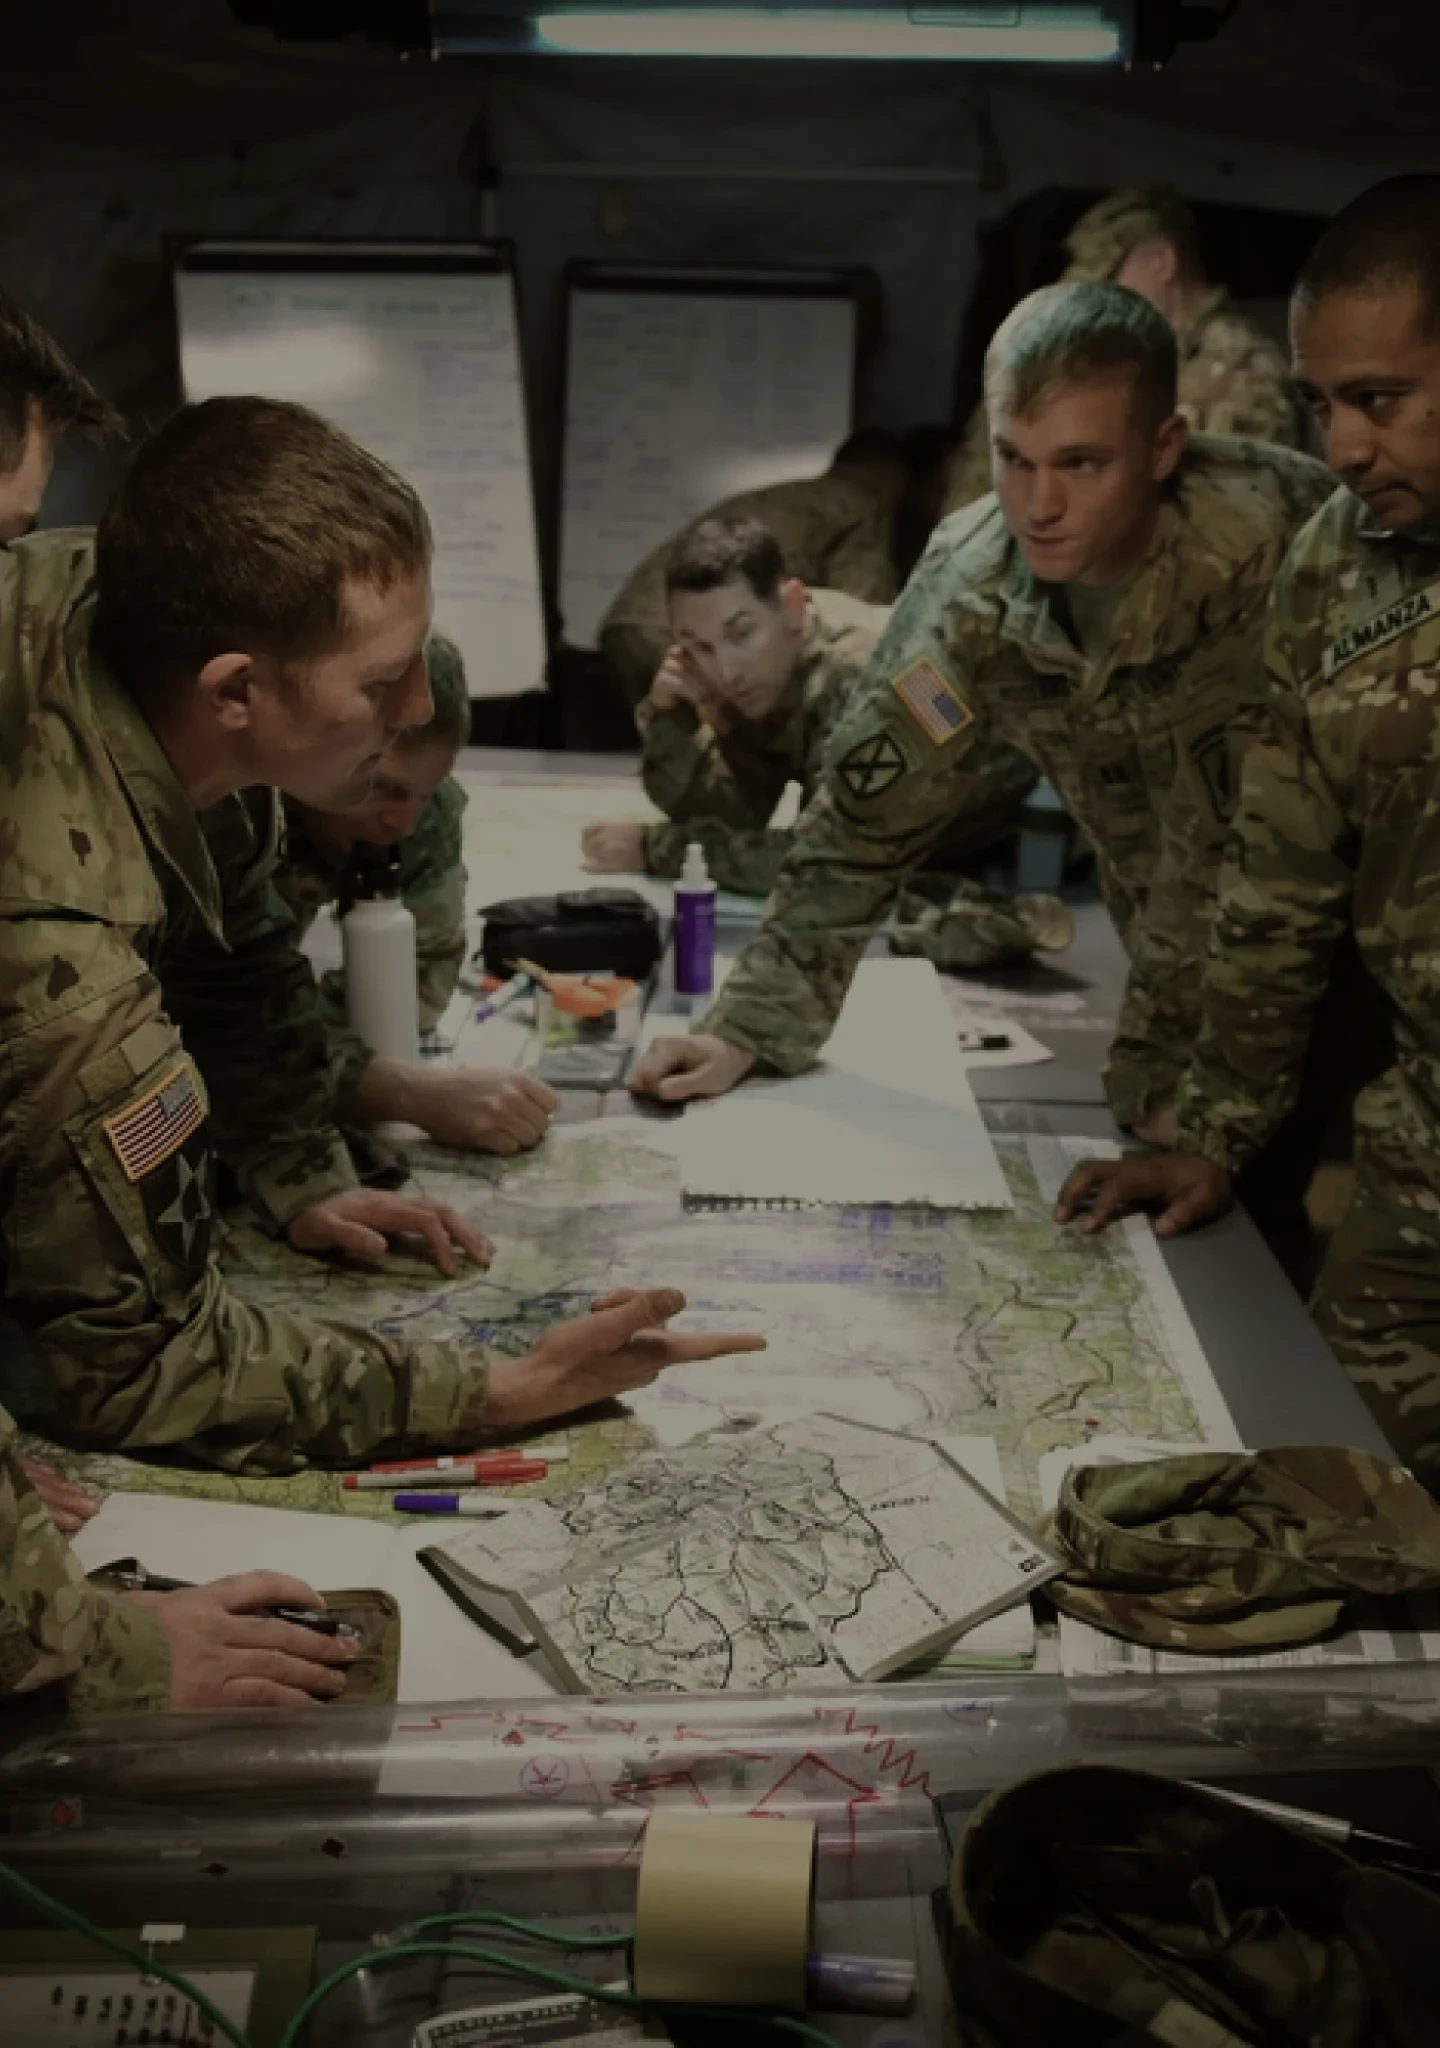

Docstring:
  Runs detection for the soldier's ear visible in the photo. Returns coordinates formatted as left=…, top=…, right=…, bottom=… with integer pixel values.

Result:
left=1151, top=411, right=1190, bottom=484
left=195, top=650, right=256, bottom=735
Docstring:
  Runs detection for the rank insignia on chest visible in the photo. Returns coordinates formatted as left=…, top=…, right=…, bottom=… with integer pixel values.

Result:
left=889, top=656, right=974, bottom=746
left=837, top=728, right=911, bottom=800
left=103, top=1060, right=207, bottom=1183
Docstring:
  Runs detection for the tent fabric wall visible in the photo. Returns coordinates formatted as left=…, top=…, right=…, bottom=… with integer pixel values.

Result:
left=5, top=0, right=1440, bottom=565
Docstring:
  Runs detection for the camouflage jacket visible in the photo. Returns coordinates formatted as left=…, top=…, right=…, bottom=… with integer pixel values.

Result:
left=943, top=290, right=1308, bottom=517
left=0, top=1403, right=171, bottom=1713
left=1177, top=487, right=1440, bottom=1205
left=0, top=534, right=490, bottom=1471
left=705, top=437, right=1334, bottom=1123
left=598, top=474, right=897, bottom=698
left=637, top=588, right=1036, bottom=893
left=274, top=780, right=469, bottom=1110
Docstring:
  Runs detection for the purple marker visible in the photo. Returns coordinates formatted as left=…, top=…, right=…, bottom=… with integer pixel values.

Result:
left=392, top=1492, right=509, bottom=1517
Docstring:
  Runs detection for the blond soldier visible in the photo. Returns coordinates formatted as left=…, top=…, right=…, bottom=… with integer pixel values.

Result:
left=598, top=430, right=905, bottom=707
left=632, top=286, right=1332, bottom=1129
left=945, top=186, right=1307, bottom=514
left=1056, top=178, right=1440, bottom=1495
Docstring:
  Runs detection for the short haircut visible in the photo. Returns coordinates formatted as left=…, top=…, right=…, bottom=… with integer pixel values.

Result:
left=985, top=282, right=1178, bottom=433
left=94, top=396, right=432, bottom=701
left=1293, top=175, right=1440, bottom=337
left=665, top=515, right=785, bottom=606
left=400, top=631, right=470, bottom=752
left=0, top=288, right=122, bottom=470
left=832, top=426, right=903, bottom=471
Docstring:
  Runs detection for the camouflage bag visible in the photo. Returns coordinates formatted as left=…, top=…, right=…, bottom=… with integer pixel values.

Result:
left=1048, top=1446, right=1440, bottom=1651
left=943, top=1764, right=1440, bottom=2047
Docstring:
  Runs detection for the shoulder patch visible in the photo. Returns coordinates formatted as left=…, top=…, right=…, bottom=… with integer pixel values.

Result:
left=104, top=1061, right=206, bottom=1183
left=837, top=729, right=912, bottom=801
left=1322, top=575, right=1440, bottom=680
left=889, top=657, right=974, bottom=747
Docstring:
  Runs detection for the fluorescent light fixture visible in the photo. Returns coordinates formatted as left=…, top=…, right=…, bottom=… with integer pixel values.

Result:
left=529, top=5, right=1128, bottom=61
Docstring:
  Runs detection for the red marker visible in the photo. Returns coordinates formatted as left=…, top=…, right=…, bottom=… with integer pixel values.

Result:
left=345, top=1459, right=549, bottom=1491
left=365, top=1448, right=570, bottom=1476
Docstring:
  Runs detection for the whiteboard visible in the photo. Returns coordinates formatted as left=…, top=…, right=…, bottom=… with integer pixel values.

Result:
left=175, top=243, right=546, bottom=700
left=559, top=275, right=858, bottom=648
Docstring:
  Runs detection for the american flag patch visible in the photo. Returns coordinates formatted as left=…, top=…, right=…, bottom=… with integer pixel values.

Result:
left=889, top=657, right=973, bottom=747
left=103, top=1062, right=206, bottom=1184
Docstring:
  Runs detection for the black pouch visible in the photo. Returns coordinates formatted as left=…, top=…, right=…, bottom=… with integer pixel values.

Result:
left=476, top=888, right=662, bottom=978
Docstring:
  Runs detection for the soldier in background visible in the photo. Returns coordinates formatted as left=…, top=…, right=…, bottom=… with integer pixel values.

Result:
left=632, top=285, right=1333, bottom=1144
left=275, top=632, right=559, bottom=1160
left=944, top=185, right=1308, bottom=515
left=0, top=286, right=120, bottom=543
left=1056, top=177, right=1440, bottom=1496
left=597, top=429, right=905, bottom=707
left=581, top=513, right=1070, bottom=968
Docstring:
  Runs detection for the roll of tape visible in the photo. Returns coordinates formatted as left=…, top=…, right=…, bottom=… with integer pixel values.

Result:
left=633, top=1812, right=816, bottom=2010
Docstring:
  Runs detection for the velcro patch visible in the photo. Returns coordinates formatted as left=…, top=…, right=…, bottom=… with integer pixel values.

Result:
left=1322, top=576, right=1440, bottom=679
left=837, top=729, right=911, bottom=801
left=889, top=656, right=973, bottom=747
left=103, top=1061, right=206, bottom=1184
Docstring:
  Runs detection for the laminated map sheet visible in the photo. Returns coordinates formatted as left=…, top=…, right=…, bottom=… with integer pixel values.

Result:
left=674, top=958, right=1013, bottom=1209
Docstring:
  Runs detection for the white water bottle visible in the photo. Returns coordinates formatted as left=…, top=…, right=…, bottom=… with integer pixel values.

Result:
left=341, top=847, right=419, bottom=1061
left=673, top=840, right=717, bottom=1001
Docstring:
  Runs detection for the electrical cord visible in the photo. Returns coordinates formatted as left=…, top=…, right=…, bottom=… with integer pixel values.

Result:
left=0, top=1857, right=845, bottom=2048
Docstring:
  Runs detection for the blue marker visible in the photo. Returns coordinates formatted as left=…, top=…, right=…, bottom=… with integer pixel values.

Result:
left=392, top=1492, right=510, bottom=1516
left=474, top=972, right=531, bottom=1024
left=806, top=1953, right=916, bottom=2016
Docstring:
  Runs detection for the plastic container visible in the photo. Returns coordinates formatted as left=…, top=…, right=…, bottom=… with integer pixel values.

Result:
left=341, top=846, right=419, bottom=1062
left=673, top=841, right=716, bottom=1000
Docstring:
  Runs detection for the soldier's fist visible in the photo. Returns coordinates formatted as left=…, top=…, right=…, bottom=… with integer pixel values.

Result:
left=629, top=1033, right=756, bottom=1103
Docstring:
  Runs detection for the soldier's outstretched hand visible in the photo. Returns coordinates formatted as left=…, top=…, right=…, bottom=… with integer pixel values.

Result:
left=484, top=1288, right=766, bottom=1430
left=1055, top=1153, right=1234, bottom=1238
left=630, top=1032, right=756, bottom=1101
left=286, top=1188, right=493, bottom=1275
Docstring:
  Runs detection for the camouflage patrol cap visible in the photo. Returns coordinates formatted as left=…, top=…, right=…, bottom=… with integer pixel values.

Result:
left=944, top=1764, right=1440, bottom=2046
left=1062, top=184, right=1199, bottom=283
left=1048, top=1445, right=1440, bottom=1651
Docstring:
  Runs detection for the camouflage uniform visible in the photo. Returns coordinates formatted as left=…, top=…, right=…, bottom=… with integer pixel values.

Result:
left=637, top=587, right=1064, bottom=964
left=0, top=1402, right=171, bottom=1712
left=0, top=533, right=491, bottom=1473
left=703, top=437, right=1334, bottom=1125
left=273, top=780, right=469, bottom=1115
left=598, top=474, right=897, bottom=706
left=1176, top=487, right=1440, bottom=1492
left=943, top=186, right=1308, bottom=516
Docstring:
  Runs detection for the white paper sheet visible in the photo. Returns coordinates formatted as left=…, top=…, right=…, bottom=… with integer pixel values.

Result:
left=674, top=958, right=1012, bottom=1209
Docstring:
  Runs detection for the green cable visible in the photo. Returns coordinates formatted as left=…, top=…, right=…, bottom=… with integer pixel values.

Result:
left=0, top=1857, right=251, bottom=2048
left=390, top=1909, right=628, bottom=1950
left=279, top=1937, right=845, bottom=2048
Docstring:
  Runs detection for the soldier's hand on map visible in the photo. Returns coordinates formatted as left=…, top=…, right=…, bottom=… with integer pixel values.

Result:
left=581, top=822, right=650, bottom=874
left=128, top=1571, right=359, bottom=1711
left=484, top=1287, right=767, bottom=1429
left=1054, top=1153, right=1234, bottom=1238
left=20, top=1455, right=99, bottom=1535
left=286, top=1188, right=493, bottom=1277
left=400, top=1066, right=560, bottom=1155
left=629, top=1033, right=757, bottom=1102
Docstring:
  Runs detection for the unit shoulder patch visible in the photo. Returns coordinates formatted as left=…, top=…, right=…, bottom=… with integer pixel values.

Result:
left=889, top=655, right=974, bottom=747
left=836, top=729, right=911, bottom=801
left=1321, top=576, right=1440, bottom=680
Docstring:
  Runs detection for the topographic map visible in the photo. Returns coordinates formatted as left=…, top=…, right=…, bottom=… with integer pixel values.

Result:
left=25, top=1121, right=1232, bottom=1533
left=440, top=1411, right=1060, bottom=1690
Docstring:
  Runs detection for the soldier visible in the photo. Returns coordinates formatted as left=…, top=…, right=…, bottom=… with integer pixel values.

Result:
left=275, top=631, right=559, bottom=1159
left=944, top=185, right=1308, bottom=515
left=597, top=429, right=905, bottom=707
left=581, top=514, right=1069, bottom=969
left=1054, top=178, right=1440, bottom=1495
left=632, top=285, right=1333, bottom=1136
left=0, top=287, right=121, bottom=543
left=0, top=1402, right=358, bottom=1712
left=0, top=396, right=764, bottom=1474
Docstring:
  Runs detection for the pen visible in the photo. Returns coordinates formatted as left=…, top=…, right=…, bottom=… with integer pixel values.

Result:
left=108, top=1569, right=361, bottom=1641
left=392, top=1492, right=519, bottom=1516
left=367, top=1448, right=571, bottom=1475
left=345, top=1460, right=549, bottom=1490
left=473, top=971, right=531, bottom=1024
